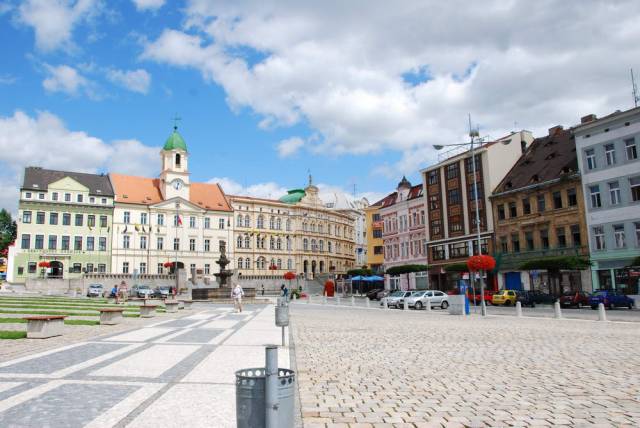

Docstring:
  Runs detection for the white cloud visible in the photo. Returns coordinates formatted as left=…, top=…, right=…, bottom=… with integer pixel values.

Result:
left=132, top=0, right=165, bottom=11
left=42, top=64, right=90, bottom=96
left=0, top=74, right=16, bottom=85
left=0, top=110, right=159, bottom=212
left=142, top=1, right=640, bottom=174
left=106, top=68, right=151, bottom=94
left=277, top=136, right=304, bottom=158
left=17, top=0, right=102, bottom=52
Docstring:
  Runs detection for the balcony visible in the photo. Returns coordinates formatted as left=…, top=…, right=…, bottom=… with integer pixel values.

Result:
left=497, top=245, right=589, bottom=270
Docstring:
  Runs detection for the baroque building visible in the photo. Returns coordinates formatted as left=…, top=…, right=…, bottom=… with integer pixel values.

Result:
left=364, top=200, right=384, bottom=274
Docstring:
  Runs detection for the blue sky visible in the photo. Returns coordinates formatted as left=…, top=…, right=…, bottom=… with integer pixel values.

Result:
left=0, top=0, right=638, bottom=212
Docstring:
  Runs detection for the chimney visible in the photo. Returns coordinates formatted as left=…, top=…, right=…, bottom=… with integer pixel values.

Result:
left=548, top=125, right=563, bottom=136
left=581, top=114, right=597, bottom=124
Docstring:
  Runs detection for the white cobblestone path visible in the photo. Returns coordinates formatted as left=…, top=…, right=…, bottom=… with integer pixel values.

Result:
left=291, top=304, right=640, bottom=428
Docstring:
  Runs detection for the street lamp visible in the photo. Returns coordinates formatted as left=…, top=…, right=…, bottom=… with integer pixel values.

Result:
left=432, top=117, right=508, bottom=316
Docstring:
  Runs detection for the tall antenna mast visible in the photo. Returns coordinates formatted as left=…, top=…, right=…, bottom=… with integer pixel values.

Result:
left=632, top=68, right=639, bottom=108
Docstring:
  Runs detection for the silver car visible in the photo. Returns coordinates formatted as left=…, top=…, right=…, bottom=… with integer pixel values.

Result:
left=381, top=290, right=413, bottom=308
left=409, top=290, right=449, bottom=310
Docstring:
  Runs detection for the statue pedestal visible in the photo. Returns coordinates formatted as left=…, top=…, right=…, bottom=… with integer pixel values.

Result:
left=192, top=287, right=256, bottom=300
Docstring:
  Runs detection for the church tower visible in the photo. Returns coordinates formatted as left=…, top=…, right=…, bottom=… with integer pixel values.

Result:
left=160, top=126, right=190, bottom=200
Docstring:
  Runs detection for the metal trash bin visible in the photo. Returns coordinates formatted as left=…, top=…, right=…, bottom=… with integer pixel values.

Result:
left=236, top=367, right=296, bottom=428
left=275, top=305, right=289, bottom=327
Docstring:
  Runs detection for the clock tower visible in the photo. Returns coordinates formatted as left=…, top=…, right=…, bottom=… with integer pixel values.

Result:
left=160, top=126, right=190, bottom=200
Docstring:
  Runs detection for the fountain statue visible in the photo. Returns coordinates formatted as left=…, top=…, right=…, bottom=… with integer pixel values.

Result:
left=213, top=241, right=233, bottom=287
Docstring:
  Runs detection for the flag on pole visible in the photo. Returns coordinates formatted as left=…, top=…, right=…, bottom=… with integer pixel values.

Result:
left=134, top=224, right=140, bottom=232
left=123, top=225, right=128, bottom=234
left=177, top=215, right=183, bottom=226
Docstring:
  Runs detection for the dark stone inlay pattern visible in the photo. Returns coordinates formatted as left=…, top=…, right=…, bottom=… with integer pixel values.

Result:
left=158, top=319, right=201, bottom=328
left=0, top=383, right=138, bottom=428
left=168, top=328, right=224, bottom=343
left=0, top=343, right=126, bottom=374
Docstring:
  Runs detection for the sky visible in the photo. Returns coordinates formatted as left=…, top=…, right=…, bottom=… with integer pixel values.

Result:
left=1, top=0, right=639, bottom=214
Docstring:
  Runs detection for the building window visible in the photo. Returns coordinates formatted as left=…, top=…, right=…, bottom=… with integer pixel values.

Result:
left=25, top=192, right=32, bottom=199
left=140, top=236, right=147, bottom=249
left=303, top=238, right=309, bottom=251
left=99, top=237, right=107, bottom=251
left=609, top=181, right=621, bottom=205
left=246, top=215, right=252, bottom=228
left=464, top=155, right=481, bottom=173
left=190, top=216, right=196, bottom=228
left=61, top=236, right=70, bottom=250
left=64, top=193, right=71, bottom=202
left=86, top=263, right=94, bottom=273
left=101, top=198, right=107, bottom=204
left=469, top=184, right=483, bottom=201
left=173, top=215, right=180, bottom=227
left=245, top=236, right=251, bottom=248
left=245, top=258, right=251, bottom=269
left=100, top=216, right=107, bottom=228
left=449, top=242, right=468, bottom=258
left=635, top=222, right=640, bottom=246
left=556, top=227, right=566, bottom=247
left=204, top=217, right=210, bottom=229
left=613, top=224, right=626, bottom=248
left=567, top=188, right=577, bottom=206
left=219, top=218, right=225, bottom=229
left=190, top=239, right=196, bottom=251
left=522, top=198, right=531, bottom=215
left=537, top=194, right=546, bottom=212
left=174, top=238, right=180, bottom=251
left=589, top=185, right=601, bottom=208
left=508, top=202, right=517, bottom=218
left=141, top=213, right=148, bottom=225
left=511, top=234, right=520, bottom=253
left=540, top=229, right=549, bottom=249
left=428, top=170, right=439, bottom=185
left=74, top=236, right=82, bottom=251
left=22, top=211, right=32, bottom=223
left=36, top=212, right=45, bottom=224
left=269, top=217, right=275, bottom=229
left=585, top=149, right=596, bottom=170
left=123, top=235, right=130, bottom=249
left=33, top=234, right=43, bottom=250
left=139, top=263, right=147, bottom=274
left=48, top=235, right=57, bottom=250
left=62, top=213, right=71, bottom=226
left=157, top=263, right=164, bottom=274
left=430, top=219, right=441, bottom=236
left=21, top=234, right=30, bottom=249
left=236, top=214, right=242, bottom=227
left=449, top=216, right=463, bottom=232
left=123, top=262, right=129, bottom=274
left=552, top=191, right=562, bottom=209
left=123, top=211, right=130, bottom=224
left=446, top=163, right=459, bottom=180
left=625, top=138, right=638, bottom=160
left=524, top=231, right=534, bottom=251
left=52, top=192, right=58, bottom=201
left=77, top=194, right=83, bottom=203
left=604, top=143, right=616, bottom=165
left=630, top=176, right=640, bottom=202
left=28, top=262, right=36, bottom=274
left=204, top=239, right=210, bottom=252
left=594, top=226, right=605, bottom=250
left=157, top=237, right=163, bottom=250
left=157, top=214, right=164, bottom=226
left=38, top=193, right=45, bottom=200
left=428, top=195, right=439, bottom=210
left=86, top=237, right=94, bottom=251
left=448, top=189, right=460, bottom=205
left=287, top=259, right=293, bottom=270
left=49, top=212, right=58, bottom=225
left=500, top=236, right=508, bottom=253
left=432, top=245, right=445, bottom=261
left=75, top=214, right=83, bottom=226
left=89, top=197, right=95, bottom=204
left=87, top=215, right=95, bottom=227
left=98, top=264, right=106, bottom=273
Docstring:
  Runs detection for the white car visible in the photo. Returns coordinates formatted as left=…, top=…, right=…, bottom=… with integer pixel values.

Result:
left=409, top=290, right=449, bottom=310
left=381, top=290, right=413, bottom=308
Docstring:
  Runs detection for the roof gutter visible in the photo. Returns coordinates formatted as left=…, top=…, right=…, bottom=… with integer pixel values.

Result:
left=491, top=173, right=581, bottom=198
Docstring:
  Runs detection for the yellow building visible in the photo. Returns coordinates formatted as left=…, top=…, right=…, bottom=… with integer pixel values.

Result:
left=364, top=201, right=384, bottom=273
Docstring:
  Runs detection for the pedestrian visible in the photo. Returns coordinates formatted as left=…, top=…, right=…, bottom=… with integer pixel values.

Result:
left=231, top=283, right=245, bottom=313
left=112, top=284, right=119, bottom=303
left=280, top=284, right=285, bottom=296
left=261, top=284, right=265, bottom=296
left=119, top=280, right=128, bottom=303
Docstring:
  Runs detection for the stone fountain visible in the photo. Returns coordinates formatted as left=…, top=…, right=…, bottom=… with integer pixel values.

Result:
left=213, top=241, right=233, bottom=287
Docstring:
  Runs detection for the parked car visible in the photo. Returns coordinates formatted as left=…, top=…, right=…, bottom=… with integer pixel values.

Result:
left=154, top=286, right=171, bottom=299
left=366, top=288, right=384, bottom=300
left=86, top=283, right=104, bottom=297
left=492, top=290, right=518, bottom=306
left=469, top=289, right=495, bottom=305
left=529, top=290, right=556, bottom=305
left=559, top=291, right=590, bottom=308
left=130, top=285, right=154, bottom=298
left=409, top=290, right=449, bottom=310
left=589, top=290, right=634, bottom=310
left=375, top=289, right=390, bottom=301
left=403, top=291, right=428, bottom=308
left=381, top=290, right=412, bottom=308
left=516, top=291, right=536, bottom=308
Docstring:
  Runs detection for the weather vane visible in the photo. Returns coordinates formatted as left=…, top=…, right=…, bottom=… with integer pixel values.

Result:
left=172, top=113, right=182, bottom=130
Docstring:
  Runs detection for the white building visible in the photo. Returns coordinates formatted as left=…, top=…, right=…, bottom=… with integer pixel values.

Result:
left=325, top=193, right=369, bottom=268
left=109, top=127, right=233, bottom=282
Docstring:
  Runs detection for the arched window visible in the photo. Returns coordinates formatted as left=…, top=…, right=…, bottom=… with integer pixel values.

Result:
left=244, top=236, right=250, bottom=248
left=319, top=224, right=323, bottom=234
left=270, top=237, right=275, bottom=250
left=276, top=218, right=281, bottom=230
left=328, top=242, right=333, bottom=253
left=237, top=257, right=243, bottom=269
left=236, top=214, right=243, bottom=227
left=286, top=237, right=292, bottom=251
left=277, top=259, right=282, bottom=269
left=270, top=258, right=276, bottom=268
left=257, top=215, right=264, bottom=229
left=237, top=236, right=243, bottom=248
left=303, top=238, right=309, bottom=251
left=311, top=223, right=316, bottom=232
left=328, top=224, right=332, bottom=235
left=287, top=259, right=293, bottom=270
left=276, top=238, right=282, bottom=250
left=302, top=222, right=307, bottom=231
left=244, top=215, right=250, bottom=227
left=319, top=240, right=324, bottom=252
left=257, top=257, right=266, bottom=269
left=269, top=216, right=275, bottom=229
left=245, top=258, right=251, bottom=269
left=175, top=153, right=181, bottom=167
left=311, top=239, right=317, bottom=251
left=285, top=219, right=291, bottom=231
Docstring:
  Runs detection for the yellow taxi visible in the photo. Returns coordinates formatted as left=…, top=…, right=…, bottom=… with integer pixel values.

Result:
left=491, top=290, right=518, bottom=306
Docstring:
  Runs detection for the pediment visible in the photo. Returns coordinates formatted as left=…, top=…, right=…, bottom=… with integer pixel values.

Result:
left=48, top=176, right=89, bottom=192
left=151, top=197, right=204, bottom=213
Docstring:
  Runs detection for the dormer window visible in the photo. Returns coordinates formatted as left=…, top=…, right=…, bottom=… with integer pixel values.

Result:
left=175, top=153, right=181, bottom=167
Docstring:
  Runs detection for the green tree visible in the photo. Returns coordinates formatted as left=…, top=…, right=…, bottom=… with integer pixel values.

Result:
left=0, top=209, right=17, bottom=254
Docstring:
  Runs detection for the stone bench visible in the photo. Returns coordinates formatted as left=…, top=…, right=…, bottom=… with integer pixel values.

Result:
left=178, top=299, right=193, bottom=310
left=165, top=300, right=180, bottom=313
left=99, top=308, right=125, bottom=325
left=139, top=305, right=158, bottom=318
left=24, top=315, right=66, bottom=339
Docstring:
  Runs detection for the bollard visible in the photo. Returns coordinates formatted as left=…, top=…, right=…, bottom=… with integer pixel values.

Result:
left=265, top=345, right=279, bottom=428
left=351, top=296, right=355, bottom=306
left=336, top=296, right=341, bottom=305
left=383, top=298, right=388, bottom=310
left=598, top=303, right=607, bottom=321
left=306, top=295, right=310, bottom=304
left=323, top=296, right=327, bottom=305
left=554, top=301, right=562, bottom=319
left=366, top=298, right=370, bottom=308
left=425, top=298, right=431, bottom=312
left=403, top=300, right=408, bottom=311
left=515, top=301, right=522, bottom=317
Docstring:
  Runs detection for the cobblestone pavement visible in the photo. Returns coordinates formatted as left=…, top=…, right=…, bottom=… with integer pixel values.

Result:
left=291, top=303, right=640, bottom=428
left=0, top=304, right=289, bottom=427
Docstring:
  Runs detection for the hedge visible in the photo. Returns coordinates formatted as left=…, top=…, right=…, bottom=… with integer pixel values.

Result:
left=347, top=268, right=373, bottom=277
left=443, top=263, right=469, bottom=272
left=385, top=264, right=429, bottom=275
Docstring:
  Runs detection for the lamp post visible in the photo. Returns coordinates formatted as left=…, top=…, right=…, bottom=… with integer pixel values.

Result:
left=433, top=116, right=505, bottom=316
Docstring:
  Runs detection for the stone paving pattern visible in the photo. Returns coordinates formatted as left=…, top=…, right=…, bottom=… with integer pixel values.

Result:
left=292, top=304, right=640, bottom=428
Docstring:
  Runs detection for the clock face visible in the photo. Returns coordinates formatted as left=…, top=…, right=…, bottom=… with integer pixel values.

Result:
left=172, top=180, right=183, bottom=190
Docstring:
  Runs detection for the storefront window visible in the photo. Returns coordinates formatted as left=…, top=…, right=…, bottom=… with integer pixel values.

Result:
left=597, top=270, right=613, bottom=290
